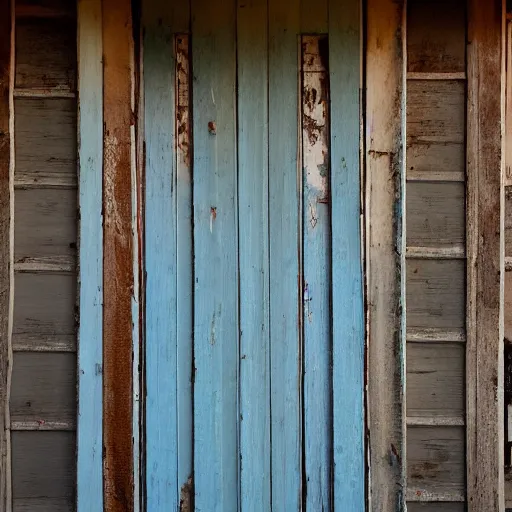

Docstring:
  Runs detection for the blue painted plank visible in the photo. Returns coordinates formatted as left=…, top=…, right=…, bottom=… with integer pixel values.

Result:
left=77, top=0, right=103, bottom=509
left=301, top=35, right=332, bottom=510
left=268, top=0, right=301, bottom=508
left=237, top=0, right=271, bottom=509
left=143, top=1, right=178, bottom=509
left=192, top=0, right=239, bottom=509
left=329, top=0, right=365, bottom=509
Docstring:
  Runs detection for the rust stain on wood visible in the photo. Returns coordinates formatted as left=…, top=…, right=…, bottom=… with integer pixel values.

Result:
left=179, top=475, right=193, bottom=512
left=102, top=0, right=134, bottom=510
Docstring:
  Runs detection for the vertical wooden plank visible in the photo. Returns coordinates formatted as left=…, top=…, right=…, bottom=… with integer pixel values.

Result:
left=0, top=0, right=12, bottom=509
left=466, top=0, right=505, bottom=509
left=192, top=0, right=239, bottom=509
left=329, top=0, right=365, bottom=509
left=102, top=0, right=134, bottom=509
left=77, top=0, right=103, bottom=510
left=366, top=0, right=406, bottom=510
left=301, top=35, right=332, bottom=510
left=505, top=20, right=512, bottom=186
left=268, top=0, right=301, bottom=508
left=237, top=0, right=271, bottom=509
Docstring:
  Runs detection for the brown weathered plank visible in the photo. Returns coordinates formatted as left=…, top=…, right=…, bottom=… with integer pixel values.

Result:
left=466, top=0, right=505, bottom=509
left=15, top=18, right=76, bottom=91
left=16, top=0, right=75, bottom=19
left=102, top=0, right=134, bottom=509
left=0, top=0, right=12, bottom=508
left=366, top=0, right=406, bottom=509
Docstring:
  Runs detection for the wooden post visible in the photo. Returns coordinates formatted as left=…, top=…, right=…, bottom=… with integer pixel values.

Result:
left=0, top=0, right=13, bottom=509
left=466, top=0, right=505, bottom=510
left=366, top=0, right=406, bottom=510
left=102, top=0, right=136, bottom=509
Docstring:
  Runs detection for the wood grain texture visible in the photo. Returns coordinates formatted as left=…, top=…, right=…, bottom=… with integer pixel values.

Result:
left=237, top=0, right=270, bottom=509
left=407, top=0, right=466, bottom=73
left=329, top=0, right=365, bottom=508
left=102, top=0, right=134, bottom=508
left=77, top=1, right=103, bottom=508
left=11, top=431, right=75, bottom=507
left=0, top=0, right=12, bottom=508
left=268, top=0, right=301, bottom=507
left=15, top=18, right=76, bottom=91
left=366, top=0, right=406, bottom=509
left=407, top=504, right=465, bottom=512
left=14, top=98, right=77, bottom=188
left=301, top=34, right=331, bottom=511
left=192, top=0, right=239, bottom=508
left=466, top=0, right=505, bottom=509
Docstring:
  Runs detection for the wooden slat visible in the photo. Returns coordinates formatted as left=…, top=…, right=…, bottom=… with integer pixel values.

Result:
left=366, top=0, right=406, bottom=509
left=407, top=0, right=466, bottom=73
left=76, top=9, right=102, bottom=506
left=407, top=426, right=465, bottom=500
left=406, top=416, right=465, bottom=427
left=407, top=504, right=465, bottom=512
left=407, top=259, right=465, bottom=329
left=237, top=0, right=270, bottom=509
left=407, top=72, right=466, bottom=80
left=13, top=89, right=75, bottom=98
left=10, top=353, right=76, bottom=426
left=329, top=0, right=364, bottom=508
left=268, top=0, right=301, bottom=507
left=14, top=255, right=74, bottom=273
left=407, top=343, right=464, bottom=420
left=13, top=497, right=73, bottom=512
left=16, top=0, right=76, bottom=19
left=505, top=188, right=512, bottom=256
left=407, top=145, right=465, bottom=183
left=406, top=182, right=465, bottom=248
left=15, top=18, right=76, bottom=91
left=102, top=0, right=134, bottom=509
left=406, top=489, right=465, bottom=502
left=406, top=246, right=465, bottom=259
left=506, top=21, right=512, bottom=186
left=11, top=432, right=75, bottom=507
left=12, top=334, right=75, bottom=352
left=192, top=0, right=239, bottom=508
left=466, top=0, right=505, bottom=509
left=406, top=327, right=465, bottom=343
left=14, top=98, right=76, bottom=188
left=0, top=0, right=12, bottom=508
left=11, top=420, right=75, bottom=431
left=301, top=34, right=331, bottom=510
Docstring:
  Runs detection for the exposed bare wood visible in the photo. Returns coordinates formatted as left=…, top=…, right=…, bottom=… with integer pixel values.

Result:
left=13, top=89, right=75, bottom=98
left=406, top=327, right=466, bottom=343
left=14, top=256, right=74, bottom=273
left=11, top=420, right=75, bottom=431
left=406, top=489, right=465, bottom=502
left=102, top=0, right=135, bottom=509
left=506, top=256, right=512, bottom=271
left=505, top=20, right=512, bottom=185
left=406, top=246, right=465, bottom=259
left=407, top=72, right=466, bottom=80
left=466, top=0, right=505, bottom=509
left=0, top=0, right=13, bottom=509
left=366, top=0, right=406, bottom=509
left=406, top=416, right=465, bottom=427
left=12, top=334, right=75, bottom=353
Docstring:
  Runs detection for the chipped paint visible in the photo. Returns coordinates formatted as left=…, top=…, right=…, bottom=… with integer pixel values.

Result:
left=179, top=476, right=193, bottom=511
left=176, top=35, right=191, bottom=169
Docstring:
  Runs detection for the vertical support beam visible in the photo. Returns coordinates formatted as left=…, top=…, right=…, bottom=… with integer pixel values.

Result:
left=366, top=0, right=406, bottom=510
left=237, top=0, right=271, bottom=509
left=301, top=34, right=332, bottom=511
left=329, top=0, right=365, bottom=509
left=0, top=0, right=12, bottom=509
left=77, top=0, right=103, bottom=510
left=268, top=0, right=301, bottom=508
left=192, top=0, right=238, bottom=509
left=102, top=0, right=135, bottom=509
left=466, top=0, right=505, bottom=509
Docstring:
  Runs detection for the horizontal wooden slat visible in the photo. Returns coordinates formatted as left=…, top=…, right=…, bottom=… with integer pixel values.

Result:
left=407, top=0, right=466, bottom=73
left=407, top=489, right=465, bottom=502
left=406, top=182, right=465, bottom=248
left=407, top=426, right=465, bottom=499
left=407, top=144, right=464, bottom=183
left=13, top=497, right=73, bottom=512
left=12, top=334, right=75, bottom=353
left=407, top=72, right=466, bottom=80
left=16, top=0, right=76, bottom=18
left=14, top=255, right=75, bottom=273
left=406, top=259, right=465, bottom=329
left=407, top=343, right=464, bottom=419
left=11, top=420, right=75, bottom=431
left=406, top=247, right=465, bottom=259
left=406, top=416, right=464, bottom=427
left=15, top=18, right=76, bottom=90
left=407, top=504, right=465, bottom=512
left=10, top=353, right=76, bottom=425
left=406, top=327, right=465, bottom=343
left=406, top=170, right=465, bottom=183
left=14, top=89, right=76, bottom=99
left=13, top=273, right=76, bottom=335
left=14, top=98, right=77, bottom=188
left=14, top=188, right=77, bottom=260
left=11, top=432, right=75, bottom=503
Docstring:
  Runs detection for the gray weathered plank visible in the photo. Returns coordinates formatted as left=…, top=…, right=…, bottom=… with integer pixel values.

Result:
left=406, top=182, right=465, bottom=248
left=406, top=259, right=465, bottom=329
left=15, top=18, right=76, bottom=91
left=14, top=98, right=77, bottom=187
left=14, top=188, right=77, bottom=260
left=10, top=353, right=76, bottom=425
left=407, top=142, right=465, bottom=182
left=13, top=497, right=73, bottom=512
left=407, top=503, right=465, bottom=512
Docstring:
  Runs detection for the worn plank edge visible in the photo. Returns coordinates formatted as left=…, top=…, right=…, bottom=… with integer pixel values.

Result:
left=406, top=327, right=465, bottom=343
left=406, top=246, right=465, bottom=259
